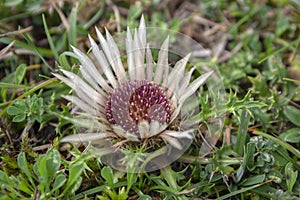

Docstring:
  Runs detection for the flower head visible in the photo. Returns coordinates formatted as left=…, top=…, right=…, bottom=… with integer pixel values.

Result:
left=55, top=16, right=213, bottom=171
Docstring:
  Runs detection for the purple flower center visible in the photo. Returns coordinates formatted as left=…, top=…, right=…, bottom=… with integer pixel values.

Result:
left=106, top=80, right=171, bottom=135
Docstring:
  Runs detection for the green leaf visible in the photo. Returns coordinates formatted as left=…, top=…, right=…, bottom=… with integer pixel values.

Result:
left=7, top=106, right=24, bottom=115
left=101, top=166, right=114, bottom=189
left=137, top=195, right=152, bottom=200
left=12, top=114, right=26, bottom=122
left=17, top=152, right=35, bottom=188
left=126, top=171, right=138, bottom=194
left=284, top=105, right=300, bottom=127
left=236, top=142, right=256, bottom=183
left=0, top=82, right=30, bottom=89
left=215, top=180, right=271, bottom=200
left=73, top=182, right=127, bottom=199
left=42, top=14, right=59, bottom=60
left=241, top=174, right=266, bottom=186
left=1, top=156, right=18, bottom=169
left=285, top=162, right=298, bottom=192
left=83, top=1, right=105, bottom=29
left=0, top=78, right=57, bottom=118
left=235, top=109, right=250, bottom=155
left=6, top=106, right=24, bottom=115
left=254, top=131, right=300, bottom=165
left=4, top=0, right=23, bottom=7
left=52, top=174, right=67, bottom=192
left=149, top=184, right=177, bottom=194
left=0, top=37, right=53, bottom=56
left=248, top=76, right=270, bottom=97
left=160, top=166, right=179, bottom=191
left=127, top=5, right=143, bottom=22
left=33, top=151, right=59, bottom=193
left=58, top=52, right=71, bottom=70
left=267, top=169, right=283, bottom=183
left=68, top=5, right=77, bottom=47
left=280, top=128, right=300, bottom=143
left=15, top=64, right=26, bottom=84
left=18, top=178, right=33, bottom=195
left=26, top=95, right=45, bottom=124
left=0, top=170, right=12, bottom=187
left=275, top=17, right=290, bottom=37
left=63, top=162, right=84, bottom=194
left=70, top=176, right=82, bottom=194
left=46, top=150, right=61, bottom=181
left=22, top=32, right=53, bottom=70
left=33, top=154, right=45, bottom=187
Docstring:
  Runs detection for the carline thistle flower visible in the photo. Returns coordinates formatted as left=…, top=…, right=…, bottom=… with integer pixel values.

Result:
left=54, top=16, right=213, bottom=171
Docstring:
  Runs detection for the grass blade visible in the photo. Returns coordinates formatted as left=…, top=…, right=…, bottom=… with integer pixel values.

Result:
left=216, top=179, right=274, bottom=200
left=42, top=14, right=59, bottom=60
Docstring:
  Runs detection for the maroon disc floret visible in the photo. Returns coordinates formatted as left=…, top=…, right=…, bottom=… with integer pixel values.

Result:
left=106, top=80, right=171, bottom=136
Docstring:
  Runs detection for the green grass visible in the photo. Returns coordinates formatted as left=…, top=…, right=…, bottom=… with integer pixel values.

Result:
left=1, top=0, right=300, bottom=199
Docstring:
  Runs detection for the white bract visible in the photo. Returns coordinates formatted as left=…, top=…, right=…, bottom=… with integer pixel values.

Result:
left=54, top=16, right=213, bottom=153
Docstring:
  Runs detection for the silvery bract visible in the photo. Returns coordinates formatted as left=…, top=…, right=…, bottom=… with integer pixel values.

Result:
left=54, top=16, right=213, bottom=172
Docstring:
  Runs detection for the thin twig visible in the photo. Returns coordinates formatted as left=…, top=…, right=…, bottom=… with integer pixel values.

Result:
left=0, top=40, right=15, bottom=59
left=32, top=144, right=52, bottom=151
left=225, top=124, right=231, bottom=146
left=3, top=131, right=13, bottom=145
left=15, top=123, right=33, bottom=142
left=0, top=49, right=36, bottom=61
left=218, top=42, right=242, bottom=63
left=193, top=15, right=218, bottom=26
left=0, top=26, right=33, bottom=37
left=213, top=35, right=227, bottom=58
left=51, top=0, right=69, bottom=30
left=106, top=0, right=121, bottom=32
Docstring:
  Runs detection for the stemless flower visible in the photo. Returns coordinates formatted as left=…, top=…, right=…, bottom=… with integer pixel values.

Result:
left=54, top=16, right=213, bottom=172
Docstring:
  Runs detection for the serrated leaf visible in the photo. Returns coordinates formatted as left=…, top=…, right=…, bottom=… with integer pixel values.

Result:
left=160, top=166, right=179, bottom=191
